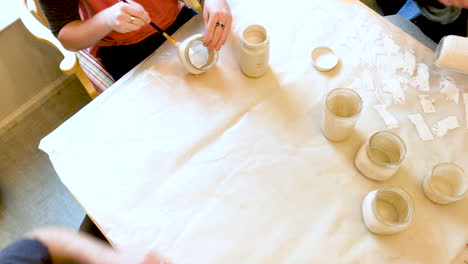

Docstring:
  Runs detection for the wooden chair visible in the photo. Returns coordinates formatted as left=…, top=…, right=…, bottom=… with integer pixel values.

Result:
left=17, top=0, right=115, bottom=99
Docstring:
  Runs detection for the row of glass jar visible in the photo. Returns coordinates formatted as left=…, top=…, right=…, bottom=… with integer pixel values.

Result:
left=321, top=88, right=467, bottom=234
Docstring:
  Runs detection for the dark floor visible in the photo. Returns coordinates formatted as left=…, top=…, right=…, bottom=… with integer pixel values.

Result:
left=0, top=76, right=91, bottom=248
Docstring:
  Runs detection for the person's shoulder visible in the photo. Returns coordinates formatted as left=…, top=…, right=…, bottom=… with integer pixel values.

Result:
left=0, top=239, right=52, bottom=264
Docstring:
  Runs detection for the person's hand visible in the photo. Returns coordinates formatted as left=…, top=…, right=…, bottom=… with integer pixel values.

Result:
left=101, top=0, right=151, bottom=33
left=116, top=250, right=172, bottom=264
left=438, top=0, right=468, bottom=8
left=140, top=251, right=172, bottom=264
left=202, top=0, right=232, bottom=50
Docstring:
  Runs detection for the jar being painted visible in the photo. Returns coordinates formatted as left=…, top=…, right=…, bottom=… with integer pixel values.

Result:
left=423, top=163, right=467, bottom=204
left=240, top=24, right=269, bottom=77
left=362, top=187, right=414, bottom=235
left=355, top=131, right=406, bottom=181
left=177, top=34, right=218, bottom=74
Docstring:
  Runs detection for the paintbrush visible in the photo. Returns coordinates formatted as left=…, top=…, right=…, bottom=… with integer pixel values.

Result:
left=121, top=0, right=179, bottom=46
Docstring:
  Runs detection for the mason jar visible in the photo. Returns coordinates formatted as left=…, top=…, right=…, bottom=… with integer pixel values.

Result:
left=423, top=163, right=467, bottom=204
left=321, top=88, right=363, bottom=141
left=362, top=187, right=414, bottom=235
left=355, top=131, right=406, bottom=181
left=240, top=24, right=269, bottom=78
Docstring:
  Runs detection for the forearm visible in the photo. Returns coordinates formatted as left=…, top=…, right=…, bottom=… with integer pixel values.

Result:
left=58, top=11, right=113, bottom=51
left=27, top=226, right=121, bottom=264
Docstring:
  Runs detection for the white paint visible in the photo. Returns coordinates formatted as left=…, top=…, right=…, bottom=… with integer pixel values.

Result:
left=321, top=89, right=362, bottom=141
left=415, top=63, right=430, bottom=91
left=432, top=116, right=459, bottom=137
left=355, top=144, right=399, bottom=181
left=423, top=163, right=467, bottom=204
left=188, top=41, right=209, bottom=68
left=373, top=104, right=399, bottom=129
left=311, top=47, right=339, bottom=72
left=418, top=94, right=435, bottom=113
left=408, top=114, right=434, bottom=141
left=440, top=77, right=459, bottom=104
left=362, top=188, right=413, bottom=234
left=177, top=34, right=218, bottom=74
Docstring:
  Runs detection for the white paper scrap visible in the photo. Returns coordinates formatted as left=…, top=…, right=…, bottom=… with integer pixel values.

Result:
left=383, top=79, right=405, bottom=104
left=465, top=93, right=468, bottom=129
left=440, top=78, right=459, bottom=104
left=402, top=50, right=416, bottom=75
left=418, top=94, right=436, bottom=113
left=408, top=114, right=434, bottom=141
left=415, top=63, right=430, bottom=91
left=348, top=79, right=362, bottom=90
left=383, top=36, right=400, bottom=55
left=432, top=116, right=459, bottom=137
left=362, top=70, right=374, bottom=90
left=374, top=104, right=399, bottom=129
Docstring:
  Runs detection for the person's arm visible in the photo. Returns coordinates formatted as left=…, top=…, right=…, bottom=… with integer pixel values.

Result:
left=438, top=0, right=468, bottom=8
left=39, top=0, right=150, bottom=51
left=202, top=0, right=232, bottom=51
left=26, top=226, right=168, bottom=264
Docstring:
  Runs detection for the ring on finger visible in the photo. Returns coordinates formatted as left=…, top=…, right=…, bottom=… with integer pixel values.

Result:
left=129, top=15, right=136, bottom=24
left=215, top=22, right=225, bottom=29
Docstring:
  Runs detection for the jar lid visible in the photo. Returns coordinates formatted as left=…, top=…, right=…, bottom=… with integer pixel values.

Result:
left=311, top=46, right=339, bottom=72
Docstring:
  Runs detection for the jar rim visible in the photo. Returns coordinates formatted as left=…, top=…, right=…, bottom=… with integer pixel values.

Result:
left=366, top=131, right=406, bottom=168
left=241, top=24, right=269, bottom=47
left=371, top=187, right=414, bottom=227
left=426, top=163, right=467, bottom=200
left=324, top=88, right=363, bottom=120
left=184, top=34, right=218, bottom=71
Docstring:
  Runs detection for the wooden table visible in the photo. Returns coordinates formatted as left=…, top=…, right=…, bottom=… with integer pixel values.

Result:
left=40, top=0, right=468, bottom=263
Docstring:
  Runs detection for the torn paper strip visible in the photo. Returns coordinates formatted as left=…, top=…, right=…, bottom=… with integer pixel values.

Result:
left=415, top=63, right=430, bottom=91
left=440, top=77, right=459, bottom=104
left=383, top=36, right=400, bottom=55
left=402, top=50, right=416, bottom=76
left=464, top=93, right=468, bottom=129
left=418, top=94, right=436, bottom=113
left=408, top=114, right=434, bottom=141
left=374, top=104, right=399, bottom=129
left=383, top=79, right=405, bottom=104
left=362, top=70, right=374, bottom=90
left=432, top=116, right=459, bottom=137
left=348, top=79, right=362, bottom=90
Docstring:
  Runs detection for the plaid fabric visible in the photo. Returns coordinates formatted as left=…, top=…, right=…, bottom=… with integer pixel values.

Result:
left=76, top=50, right=115, bottom=94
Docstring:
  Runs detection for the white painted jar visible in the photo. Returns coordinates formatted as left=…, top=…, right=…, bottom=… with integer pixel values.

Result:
left=240, top=24, right=269, bottom=77
left=423, top=163, right=467, bottom=204
left=362, top=187, right=414, bottom=235
left=321, top=88, right=363, bottom=141
left=355, top=131, right=406, bottom=181
left=177, top=34, right=218, bottom=74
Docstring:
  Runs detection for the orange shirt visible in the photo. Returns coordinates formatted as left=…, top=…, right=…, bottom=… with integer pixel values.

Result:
left=79, top=0, right=184, bottom=55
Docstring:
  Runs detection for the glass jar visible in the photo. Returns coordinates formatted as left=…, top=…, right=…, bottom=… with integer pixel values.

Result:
left=177, top=34, right=218, bottom=74
left=240, top=24, right=269, bottom=78
left=423, top=163, right=467, bottom=204
left=355, top=131, right=406, bottom=181
left=362, top=187, right=414, bottom=235
left=321, top=88, right=363, bottom=141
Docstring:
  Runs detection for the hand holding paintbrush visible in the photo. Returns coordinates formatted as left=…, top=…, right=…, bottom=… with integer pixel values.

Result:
left=121, top=0, right=179, bottom=46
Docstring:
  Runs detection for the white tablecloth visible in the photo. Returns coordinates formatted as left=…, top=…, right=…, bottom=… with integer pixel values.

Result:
left=40, top=0, right=468, bottom=263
